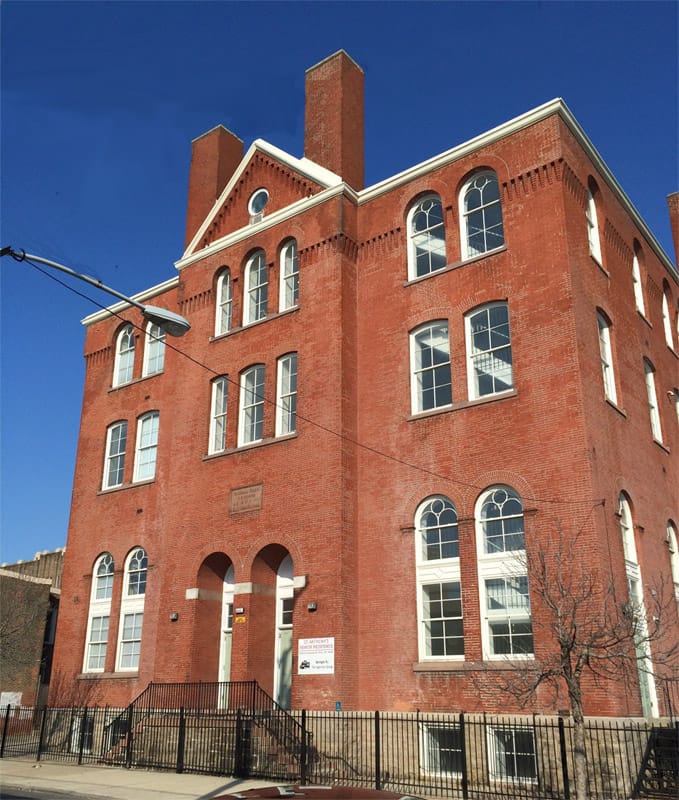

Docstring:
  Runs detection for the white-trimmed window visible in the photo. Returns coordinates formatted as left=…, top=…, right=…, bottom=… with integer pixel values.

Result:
left=597, top=311, right=617, bottom=404
left=476, top=486, right=533, bottom=659
left=103, top=421, right=127, bottom=489
left=209, top=377, right=228, bottom=454
left=407, top=194, right=447, bottom=279
left=662, top=291, right=675, bottom=350
left=276, top=353, right=297, bottom=436
left=142, top=323, right=165, bottom=377
left=673, top=389, right=679, bottom=425
left=133, top=411, right=159, bottom=482
left=466, top=302, right=513, bottom=399
left=415, top=497, right=463, bottom=660
left=460, top=171, right=504, bottom=260
left=667, top=522, right=679, bottom=607
left=83, top=553, right=114, bottom=673
left=116, top=547, right=147, bottom=672
left=421, top=723, right=463, bottom=776
left=410, top=322, right=452, bottom=414
left=632, top=252, right=646, bottom=316
left=586, top=186, right=602, bottom=264
left=215, top=269, right=233, bottom=335
left=238, top=365, right=265, bottom=446
left=244, top=251, right=268, bottom=325
left=113, top=325, right=135, bottom=387
left=279, top=240, right=299, bottom=311
left=643, top=359, right=662, bottom=442
left=489, top=727, right=537, bottom=783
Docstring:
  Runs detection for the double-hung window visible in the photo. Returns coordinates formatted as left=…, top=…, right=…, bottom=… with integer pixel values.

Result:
left=489, top=727, right=537, bottom=783
left=142, top=323, right=165, bottom=376
left=662, top=291, right=675, bottom=350
left=209, top=377, right=228, bottom=454
left=643, top=359, right=662, bottom=442
left=239, top=365, right=265, bottom=446
left=460, top=171, right=504, bottom=259
left=484, top=577, right=533, bottom=656
left=407, top=194, right=446, bottom=279
left=466, top=303, right=513, bottom=399
left=133, top=411, right=159, bottom=482
left=279, top=241, right=299, bottom=311
left=244, top=251, right=268, bottom=325
left=215, top=269, right=233, bottom=335
left=113, top=325, right=135, bottom=387
left=410, top=322, right=452, bottom=413
left=597, top=312, right=617, bottom=404
left=276, top=354, right=298, bottom=436
left=421, top=724, right=463, bottom=776
left=586, top=184, right=602, bottom=264
left=632, top=253, right=646, bottom=316
left=103, top=421, right=127, bottom=489
left=116, top=547, right=147, bottom=672
left=83, top=553, right=114, bottom=673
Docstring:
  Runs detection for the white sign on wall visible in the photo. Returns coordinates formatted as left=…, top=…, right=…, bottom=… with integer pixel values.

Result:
left=298, top=637, right=335, bottom=674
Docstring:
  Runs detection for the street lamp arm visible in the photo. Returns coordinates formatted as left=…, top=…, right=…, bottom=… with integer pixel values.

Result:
left=1, top=246, right=191, bottom=337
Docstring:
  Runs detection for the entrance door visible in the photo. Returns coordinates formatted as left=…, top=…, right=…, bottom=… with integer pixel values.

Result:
left=218, top=565, right=234, bottom=708
left=274, top=555, right=294, bottom=709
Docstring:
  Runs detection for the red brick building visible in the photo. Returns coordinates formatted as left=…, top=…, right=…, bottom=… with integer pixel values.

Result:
left=52, top=52, right=679, bottom=718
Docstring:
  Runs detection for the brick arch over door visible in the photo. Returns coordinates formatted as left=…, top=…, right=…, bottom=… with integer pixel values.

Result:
left=189, top=552, right=233, bottom=683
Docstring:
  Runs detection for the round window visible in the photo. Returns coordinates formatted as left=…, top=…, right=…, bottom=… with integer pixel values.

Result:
left=248, top=188, right=269, bottom=215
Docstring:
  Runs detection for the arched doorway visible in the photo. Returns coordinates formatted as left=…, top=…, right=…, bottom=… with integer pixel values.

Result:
left=218, top=564, right=235, bottom=705
left=193, top=553, right=233, bottom=684
left=274, top=555, right=294, bottom=708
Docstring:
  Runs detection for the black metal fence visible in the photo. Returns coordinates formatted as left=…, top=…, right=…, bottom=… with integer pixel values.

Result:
left=1, top=699, right=677, bottom=799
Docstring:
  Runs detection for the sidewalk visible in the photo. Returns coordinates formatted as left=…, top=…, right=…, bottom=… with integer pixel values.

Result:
left=0, top=758, right=275, bottom=799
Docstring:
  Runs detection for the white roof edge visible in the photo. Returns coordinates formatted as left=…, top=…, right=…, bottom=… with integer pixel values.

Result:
left=182, top=139, right=342, bottom=258
left=81, top=275, right=180, bottom=327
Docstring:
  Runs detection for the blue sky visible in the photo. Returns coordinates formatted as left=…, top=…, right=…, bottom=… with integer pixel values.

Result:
left=1, top=1, right=677, bottom=565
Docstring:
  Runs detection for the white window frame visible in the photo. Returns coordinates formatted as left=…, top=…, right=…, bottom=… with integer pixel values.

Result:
left=488, top=726, right=537, bottom=783
left=460, top=171, right=504, bottom=261
left=276, top=353, right=297, bottom=437
left=632, top=253, right=646, bottom=316
left=83, top=553, right=114, bottom=674
left=279, top=240, right=299, bottom=311
left=142, top=322, right=165, bottom=377
left=243, top=251, right=268, bottom=325
left=410, top=321, right=452, bottom=414
left=420, top=722, right=463, bottom=776
left=215, top=269, right=233, bottom=335
left=133, top=411, right=159, bottom=482
left=102, top=421, right=127, bottom=490
left=667, top=522, right=679, bottom=608
left=586, top=188, right=602, bottom=264
left=662, top=292, right=675, bottom=350
left=407, top=194, right=447, bottom=280
left=113, top=325, right=135, bottom=387
left=116, top=547, right=147, bottom=672
left=238, top=365, right=265, bottom=446
left=597, top=311, right=617, bottom=404
left=465, top=302, right=514, bottom=400
left=643, top=359, right=663, bottom=442
left=209, top=377, right=228, bottom=454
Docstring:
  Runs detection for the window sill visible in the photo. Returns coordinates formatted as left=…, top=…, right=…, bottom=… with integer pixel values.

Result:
left=404, top=246, right=507, bottom=286
left=653, top=438, right=670, bottom=454
left=605, top=398, right=627, bottom=418
left=589, top=254, right=609, bottom=278
left=97, top=479, right=155, bottom=496
left=108, top=372, right=163, bottom=393
left=637, top=311, right=652, bottom=328
left=408, top=390, right=517, bottom=421
left=77, top=671, right=139, bottom=681
left=667, top=345, right=679, bottom=359
left=203, top=433, right=298, bottom=461
left=210, top=305, right=299, bottom=342
left=413, top=659, right=534, bottom=673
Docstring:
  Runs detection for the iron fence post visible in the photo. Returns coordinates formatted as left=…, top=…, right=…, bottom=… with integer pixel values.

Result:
left=0, top=705, right=10, bottom=758
left=558, top=715, right=571, bottom=800
left=235, top=708, right=245, bottom=778
left=125, top=705, right=134, bottom=769
left=176, top=707, right=186, bottom=773
left=36, top=706, right=48, bottom=763
left=459, top=712, right=468, bottom=800
left=77, top=707, right=88, bottom=765
left=300, top=709, right=308, bottom=786
left=374, top=710, right=381, bottom=791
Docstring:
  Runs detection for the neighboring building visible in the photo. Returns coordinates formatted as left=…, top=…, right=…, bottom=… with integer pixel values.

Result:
left=51, top=52, right=678, bottom=717
left=1, top=549, right=64, bottom=706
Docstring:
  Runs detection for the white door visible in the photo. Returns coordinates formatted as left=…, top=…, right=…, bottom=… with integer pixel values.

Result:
left=274, top=555, right=294, bottom=709
left=218, top=566, right=234, bottom=708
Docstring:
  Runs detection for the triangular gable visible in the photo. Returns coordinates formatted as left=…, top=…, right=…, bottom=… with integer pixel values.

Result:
left=184, top=140, right=342, bottom=258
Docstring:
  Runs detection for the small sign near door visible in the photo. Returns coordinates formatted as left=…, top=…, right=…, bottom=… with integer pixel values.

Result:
left=298, top=637, right=334, bottom=674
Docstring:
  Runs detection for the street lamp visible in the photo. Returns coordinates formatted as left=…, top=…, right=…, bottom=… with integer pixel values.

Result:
left=1, top=246, right=191, bottom=337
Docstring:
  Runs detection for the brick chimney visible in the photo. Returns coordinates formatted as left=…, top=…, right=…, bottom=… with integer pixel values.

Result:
left=305, top=51, right=364, bottom=190
left=184, top=126, right=244, bottom=249
left=667, top=192, right=679, bottom=266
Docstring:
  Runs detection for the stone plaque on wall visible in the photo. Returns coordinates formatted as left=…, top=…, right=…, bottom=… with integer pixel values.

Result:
left=230, top=484, right=263, bottom=514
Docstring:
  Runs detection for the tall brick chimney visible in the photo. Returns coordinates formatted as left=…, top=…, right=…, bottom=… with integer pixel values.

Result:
left=305, top=51, right=364, bottom=190
left=184, top=126, right=244, bottom=249
left=667, top=192, right=679, bottom=266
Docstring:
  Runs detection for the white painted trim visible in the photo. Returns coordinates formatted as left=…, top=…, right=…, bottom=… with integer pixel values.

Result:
left=82, top=276, right=180, bottom=327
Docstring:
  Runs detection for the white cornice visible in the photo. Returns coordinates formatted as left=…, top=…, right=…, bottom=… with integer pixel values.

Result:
left=81, top=276, right=180, bottom=327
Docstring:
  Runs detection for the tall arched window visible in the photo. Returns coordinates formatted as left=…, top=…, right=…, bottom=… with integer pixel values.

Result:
left=243, top=251, right=268, bottom=325
left=209, top=376, right=228, bottom=454
left=276, top=353, right=298, bottom=436
left=102, top=421, right=127, bottom=490
left=465, top=302, right=513, bottom=399
left=667, top=522, right=679, bottom=608
left=409, top=321, right=452, bottom=413
left=476, top=486, right=532, bottom=659
left=83, top=553, right=114, bottom=673
left=632, top=249, right=646, bottom=316
left=238, top=365, right=265, bottom=446
left=116, top=547, right=147, bottom=672
left=415, top=497, right=463, bottom=659
left=279, top=240, right=299, bottom=311
left=597, top=311, right=617, bottom=404
left=215, top=269, right=233, bottom=335
left=662, top=289, right=675, bottom=350
left=133, top=411, right=160, bottom=482
left=113, top=325, right=135, bottom=387
left=586, top=181, right=602, bottom=264
left=142, top=322, right=165, bottom=377
left=407, top=194, right=447, bottom=279
left=643, top=359, right=663, bottom=442
left=460, top=171, right=504, bottom=260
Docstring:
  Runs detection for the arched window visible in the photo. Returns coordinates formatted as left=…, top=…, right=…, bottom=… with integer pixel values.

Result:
left=215, top=269, right=233, bottom=335
left=116, top=547, right=147, bottom=671
left=243, top=251, right=268, bottom=325
left=662, top=289, right=675, bottom=350
left=279, top=240, right=299, bottom=311
left=465, top=302, right=513, bottom=399
left=586, top=181, right=602, bottom=264
left=113, top=325, right=135, bottom=387
left=409, top=321, right=452, bottom=413
left=460, top=171, right=504, bottom=260
left=133, top=411, right=160, bottom=482
left=597, top=311, right=617, bottom=404
left=238, top=365, right=265, bottom=446
left=142, top=323, right=165, bottom=377
left=667, top=522, right=679, bottom=608
left=102, top=421, right=127, bottom=489
left=83, top=553, right=114, bottom=673
left=643, top=359, right=663, bottom=442
left=415, top=496, right=463, bottom=659
left=276, top=353, right=298, bottom=436
left=209, top=376, right=228, bottom=454
left=632, top=249, right=646, bottom=316
left=407, top=194, right=446, bottom=279
left=476, top=486, right=532, bottom=659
